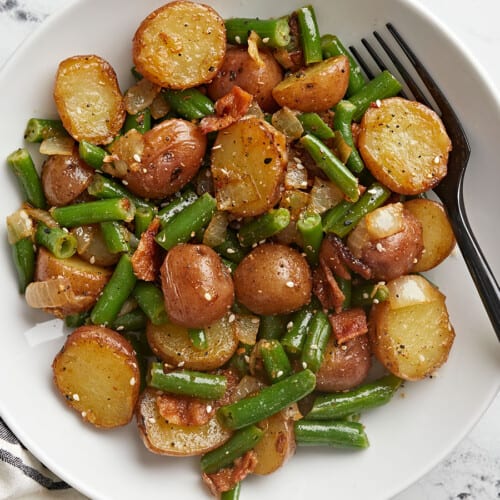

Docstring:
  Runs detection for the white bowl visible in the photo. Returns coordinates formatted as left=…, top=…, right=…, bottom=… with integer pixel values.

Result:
left=0, top=1, right=499, bottom=499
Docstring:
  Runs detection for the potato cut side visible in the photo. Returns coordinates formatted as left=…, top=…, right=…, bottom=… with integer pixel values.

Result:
left=52, top=326, right=140, bottom=428
left=136, top=388, right=232, bottom=456
left=272, top=55, right=350, bottom=112
left=369, top=275, right=455, bottom=381
left=147, top=314, right=239, bottom=371
left=404, top=198, right=456, bottom=272
left=133, top=1, right=226, bottom=89
left=211, top=116, right=287, bottom=217
left=358, top=97, right=452, bottom=195
left=54, top=55, right=125, bottom=145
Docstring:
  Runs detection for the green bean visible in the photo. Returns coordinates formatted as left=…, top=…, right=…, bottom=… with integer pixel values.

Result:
left=337, top=275, right=352, bottom=310
left=333, top=100, right=365, bottom=174
left=7, top=148, right=46, bottom=209
left=300, top=134, right=359, bottom=202
left=237, top=208, right=290, bottom=247
left=134, top=206, right=155, bottom=237
left=78, top=141, right=107, bottom=169
left=35, top=222, right=77, bottom=259
left=123, top=108, right=151, bottom=134
left=325, top=183, right=391, bottom=238
left=111, top=308, right=147, bottom=332
left=188, top=328, right=209, bottom=350
left=157, top=188, right=198, bottom=227
left=24, top=118, right=67, bottom=143
left=155, top=193, right=217, bottom=251
left=90, top=253, right=137, bottom=326
left=258, top=314, right=288, bottom=341
left=297, top=112, right=334, bottom=140
left=214, top=229, right=247, bottom=264
left=221, top=483, right=241, bottom=500
left=11, top=237, right=35, bottom=293
left=300, top=310, right=331, bottom=372
left=221, top=257, right=238, bottom=274
left=296, top=6, right=322, bottom=65
left=321, top=35, right=366, bottom=96
left=351, top=282, right=390, bottom=308
left=349, top=70, right=402, bottom=121
left=200, top=425, right=264, bottom=474
left=64, top=311, right=89, bottom=328
left=307, top=374, right=403, bottom=420
left=217, top=369, right=316, bottom=430
left=294, top=420, right=369, bottom=448
left=224, top=17, right=291, bottom=48
left=280, top=299, right=319, bottom=356
left=163, top=88, right=214, bottom=121
left=297, top=211, right=323, bottom=266
left=321, top=199, right=352, bottom=233
left=260, top=339, right=292, bottom=383
left=100, top=221, right=131, bottom=254
left=149, top=363, right=227, bottom=400
left=132, top=281, right=168, bottom=326
left=228, top=343, right=252, bottom=376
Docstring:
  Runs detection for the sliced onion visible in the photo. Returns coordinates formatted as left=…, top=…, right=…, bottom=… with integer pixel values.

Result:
left=6, top=209, right=34, bottom=244
left=124, top=77, right=161, bottom=115
left=149, top=92, right=170, bottom=120
left=71, top=225, right=119, bottom=267
left=203, top=211, right=228, bottom=247
left=232, top=375, right=265, bottom=402
left=308, top=177, right=344, bottom=214
left=231, top=313, right=260, bottom=345
left=39, top=136, right=75, bottom=156
left=247, top=31, right=265, bottom=67
left=346, top=218, right=370, bottom=259
left=272, top=107, right=304, bottom=141
left=365, top=203, right=404, bottom=240
left=106, top=129, right=145, bottom=176
left=285, top=161, right=308, bottom=190
left=25, top=278, right=86, bottom=309
left=23, top=207, right=58, bottom=228
left=387, top=275, right=439, bottom=310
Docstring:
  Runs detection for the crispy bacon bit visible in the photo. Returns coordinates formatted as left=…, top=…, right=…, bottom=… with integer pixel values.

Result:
left=202, top=450, right=258, bottom=496
left=156, top=393, right=215, bottom=426
left=313, top=264, right=345, bottom=313
left=323, top=234, right=372, bottom=280
left=199, top=86, right=253, bottom=134
left=328, top=307, right=368, bottom=344
left=131, top=218, right=162, bottom=281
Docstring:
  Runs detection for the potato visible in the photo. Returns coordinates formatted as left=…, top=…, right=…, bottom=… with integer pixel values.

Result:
left=272, top=55, right=350, bottom=112
left=160, top=244, right=234, bottom=328
left=41, top=149, right=94, bottom=207
left=207, top=47, right=283, bottom=112
left=54, top=55, right=125, bottom=145
left=147, top=314, right=239, bottom=371
left=315, top=334, right=372, bottom=392
left=211, top=116, right=287, bottom=217
left=253, top=404, right=298, bottom=475
left=52, top=325, right=140, bottom=428
left=34, top=247, right=112, bottom=317
left=233, top=243, right=312, bottom=316
left=358, top=97, right=452, bottom=195
left=404, top=198, right=456, bottom=272
left=133, top=1, right=226, bottom=89
left=110, top=119, right=207, bottom=199
left=368, top=274, right=455, bottom=381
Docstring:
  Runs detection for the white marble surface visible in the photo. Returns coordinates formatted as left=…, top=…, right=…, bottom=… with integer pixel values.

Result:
left=0, top=1, right=498, bottom=499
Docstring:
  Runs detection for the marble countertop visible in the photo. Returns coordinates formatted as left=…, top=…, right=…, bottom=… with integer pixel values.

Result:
left=0, top=1, right=498, bottom=499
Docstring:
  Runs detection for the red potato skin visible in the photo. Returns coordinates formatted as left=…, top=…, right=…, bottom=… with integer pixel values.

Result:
left=160, top=243, right=234, bottom=328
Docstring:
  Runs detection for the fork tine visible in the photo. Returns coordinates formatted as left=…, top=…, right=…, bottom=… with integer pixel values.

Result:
left=361, top=37, right=388, bottom=72
left=348, top=45, right=375, bottom=80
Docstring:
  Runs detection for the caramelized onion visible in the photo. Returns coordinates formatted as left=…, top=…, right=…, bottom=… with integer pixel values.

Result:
left=25, top=278, right=86, bottom=309
left=124, top=77, right=161, bottom=115
left=203, top=211, right=229, bottom=248
left=39, top=136, right=75, bottom=156
left=6, top=209, right=34, bottom=244
left=365, top=203, right=404, bottom=240
left=231, top=313, right=260, bottom=346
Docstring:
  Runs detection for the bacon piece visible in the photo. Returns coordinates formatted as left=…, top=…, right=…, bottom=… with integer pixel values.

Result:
left=328, top=307, right=368, bottom=344
left=202, top=451, right=258, bottom=496
left=323, top=233, right=372, bottom=280
left=131, top=217, right=162, bottom=281
left=199, top=86, right=253, bottom=134
left=312, top=265, right=345, bottom=313
left=319, top=235, right=350, bottom=280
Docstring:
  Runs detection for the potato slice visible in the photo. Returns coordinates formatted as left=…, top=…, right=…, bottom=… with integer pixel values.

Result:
left=147, top=314, right=239, bottom=371
left=136, top=388, right=231, bottom=456
left=52, top=326, right=140, bottom=428
left=54, top=55, right=125, bottom=145
left=211, top=116, right=287, bottom=217
left=369, top=274, right=455, bottom=381
left=404, top=198, right=456, bottom=272
left=358, top=97, right=452, bottom=195
left=133, top=1, right=226, bottom=89
left=272, top=55, right=349, bottom=112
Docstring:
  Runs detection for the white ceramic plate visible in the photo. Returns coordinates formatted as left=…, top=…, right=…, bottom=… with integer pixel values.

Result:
left=1, top=1, right=499, bottom=499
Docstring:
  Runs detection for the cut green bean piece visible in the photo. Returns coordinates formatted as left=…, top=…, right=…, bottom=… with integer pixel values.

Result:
left=321, top=35, right=366, bottom=97
left=297, top=112, right=334, bottom=140
left=149, top=363, right=227, bottom=400
left=258, top=314, right=288, bottom=341
left=297, top=211, right=323, bottom=266
left=214, top=229, right=247, bottom=264
left=11, top=237, right=35, bottom=293
left=201, top=425, right=264, bottom=474
left=349, top=70, right=402, bottom=121
left=307, top=374, right=403, bottom=420
left=237, top=208, right=290, bottom=247
left=296, top=6, right=322, bottom=65
left=221, top=483, right=241, bottom=500
left=100, top=221, right=130, bottom=254
left=90, top=253, right=137, bottom=326
left=294, top=420, right=369, bottom=448
left=188, top=328, right=209, bottom=350
left=132, top=282, right=168, bottom=326
left=157, top=188, right=198, bottom=227
left=281, top=301, right=317, bottom=356
left=111, top=308, right=147, bottom=332
left=325, top=183, right=391, bottom=238
left=24, top=118, right=67, bottom=143
left=51, top=198, right=136, bottom=228
left=78, top=141, right=107, bottom=169
left=123, top=108, right=151, bottom=134
left=351, top=282, right=390, bottom=308
left=300, top=310, right=331, bottom=373
left=300, top=134, right=359, bottom=202
left=217, top=369, right=316, bottom=430
left=322, top=200, right=352, bottom=233
left=337, top=275, right=352, bottom=310
left=7, top=148, right=46, bottom=209
left=35, top=222, right=77, bottom=259
left=163, top=88, right=214, bottom=121
left=260, top=339, right=292, bottom=383
left=155, top=192, right=217, bottom=251
left=134, top=206, right=155, bottom=237
left=64, top=312, right=89, bottom=328
left=225, top=17, right=291, bottom=48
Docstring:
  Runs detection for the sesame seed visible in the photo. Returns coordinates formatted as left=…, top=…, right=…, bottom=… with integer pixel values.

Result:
left=286, top=281, right=295, bottom=288
left=204, top=292, right=212, bottom=301
left=89, top=256, right=96, bottom=264
left=235, top=35, right=241, bottom=44
left=276, top=370, right=284, bottom=378
left=133, top=154, right=141, bottom=162
left=130, top=377, right=136, bottom=386
left=229, top=314, right=236, bottom=323
left=73, top=394, right=80, bottom=401
left=148, top=417, right=156, bottom=424
left=376, top=243, right=385, bottom=252
left=206, top=405, right=213, bottom=413
left=287, top=321, right=294, bottom=330
left=178, top=361, right=185, bottom=367
left=375, top=99, right=382, bottom=107
left=262, top=37, right=270, bottom=43
left=302, top=361, right=308, bottom=369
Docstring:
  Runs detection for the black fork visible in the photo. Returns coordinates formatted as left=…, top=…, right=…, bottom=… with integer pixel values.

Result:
left=350, top=24, right=500, bottom=341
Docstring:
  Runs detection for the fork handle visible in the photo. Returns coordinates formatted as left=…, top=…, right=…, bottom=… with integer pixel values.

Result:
left=448, top=208, right=500, bottom=341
